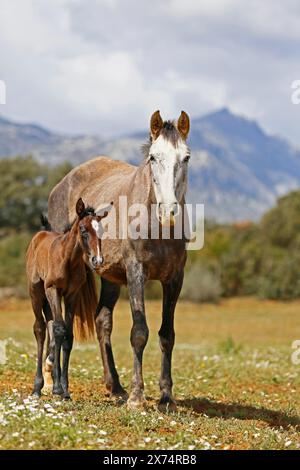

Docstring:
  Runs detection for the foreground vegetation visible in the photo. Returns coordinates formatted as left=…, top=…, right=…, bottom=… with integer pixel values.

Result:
left=2, top=156, right=300, bottom=301
left=0, top=297, right=300, bottom=450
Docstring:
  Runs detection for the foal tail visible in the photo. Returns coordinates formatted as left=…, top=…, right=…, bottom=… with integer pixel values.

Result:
left=40, top=214, right=52, bottom=232
left=73, top=268, right=97, bottom=341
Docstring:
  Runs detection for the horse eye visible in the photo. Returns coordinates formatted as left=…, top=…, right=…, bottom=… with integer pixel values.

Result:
left=184, top=155, right=190, bottom=163
left=149, top=154, right=156, bottom=162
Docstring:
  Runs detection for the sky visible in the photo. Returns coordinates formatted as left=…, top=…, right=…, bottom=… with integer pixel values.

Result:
left=1, top=0, right=300, bottom=144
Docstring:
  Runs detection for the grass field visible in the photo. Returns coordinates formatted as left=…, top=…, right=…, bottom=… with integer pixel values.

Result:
left=0, top=296, right=300, bottom=450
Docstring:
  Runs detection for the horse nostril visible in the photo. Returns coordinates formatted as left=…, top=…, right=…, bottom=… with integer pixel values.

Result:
left=172, top=203, right=179, bottom=216
left=92, top=256, right=97, bottom=265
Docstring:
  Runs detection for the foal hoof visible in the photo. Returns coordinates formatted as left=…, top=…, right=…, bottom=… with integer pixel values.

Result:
left=63, top=393, right=71, bottom=401
left=43, top=371, right=53, bottom=391
left=157, top=398, right=177, bottom=413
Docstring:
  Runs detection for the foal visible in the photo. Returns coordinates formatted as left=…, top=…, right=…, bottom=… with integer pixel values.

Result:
left=26, top=198, right=110, bottom=398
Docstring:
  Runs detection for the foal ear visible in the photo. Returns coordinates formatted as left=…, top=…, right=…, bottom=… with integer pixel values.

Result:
left=150, top=110, right=163, bottom=140
left=76, top=198, right=85, bottom=217
left=177, top=110, right=190, bottom=140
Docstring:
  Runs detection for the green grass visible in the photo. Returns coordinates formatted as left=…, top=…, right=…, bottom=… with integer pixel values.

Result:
left=0, top=297, right=300, bottom=449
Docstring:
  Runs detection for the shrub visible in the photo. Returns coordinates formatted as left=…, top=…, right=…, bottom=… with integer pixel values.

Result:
left=181, top=263, right=221, bottom=303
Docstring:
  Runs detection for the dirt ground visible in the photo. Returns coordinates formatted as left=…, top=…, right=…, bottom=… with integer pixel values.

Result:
left=0, top=297, right=299, bottom=450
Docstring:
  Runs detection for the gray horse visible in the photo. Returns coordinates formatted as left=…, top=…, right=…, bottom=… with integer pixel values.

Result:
left=48, top=110, right=190, bottom=410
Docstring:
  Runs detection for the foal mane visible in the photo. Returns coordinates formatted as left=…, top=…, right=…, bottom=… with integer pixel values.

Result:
left=63, top=205, right=96, bottom=233
left=66, top=204, right=98, bottom=341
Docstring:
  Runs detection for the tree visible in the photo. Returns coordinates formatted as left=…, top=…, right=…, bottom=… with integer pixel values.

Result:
left=0, top=156, right=72, bottom=231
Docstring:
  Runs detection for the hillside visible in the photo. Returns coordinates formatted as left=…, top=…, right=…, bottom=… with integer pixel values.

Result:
left=1, top=109, right=300, bottom=221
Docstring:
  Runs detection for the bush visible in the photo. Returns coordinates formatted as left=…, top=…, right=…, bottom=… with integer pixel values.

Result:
left=0, top=231, right=31, bottom=292
left=258, top=253, right=300, bottom=300
left=0, top=156, right=72, bottom=231
left=181, top=263, right=221, bottom=303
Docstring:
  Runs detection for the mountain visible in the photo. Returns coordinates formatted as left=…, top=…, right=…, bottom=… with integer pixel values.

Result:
left=0, top=115, right=104, bottom=166
left=1, top=109, right=300, bottom=222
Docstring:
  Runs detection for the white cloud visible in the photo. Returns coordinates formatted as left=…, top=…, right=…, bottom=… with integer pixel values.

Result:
left=169, top=0, right=236, bottom=17
left=0, top=0, right=300, bottom=145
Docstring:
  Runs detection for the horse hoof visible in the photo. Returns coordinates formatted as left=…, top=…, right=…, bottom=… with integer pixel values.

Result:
left=157, top=399, right=177, bottom=413
left=52, top=385, right=64, bottom=396
left=32, top=391, right=41, bottom=398
left=110, top=389, right=128, bottom=401
left=63, top=393, right=71, bottom=400
left=127, top=395, right=146, bottom=410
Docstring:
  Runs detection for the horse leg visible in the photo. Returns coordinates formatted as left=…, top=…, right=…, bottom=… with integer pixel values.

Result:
left=158, top=270, right=184, bottom=411
left=95, top=278, right=127, bottom=399
left=45, top=287, right=65, bottom=396
left=126, top=261, right=149, bottom=409
left=30, top=284, right=46, bottom=397
left=43, top=298, right=54, bottom=391
left=60, top=299, right=74, bottom=399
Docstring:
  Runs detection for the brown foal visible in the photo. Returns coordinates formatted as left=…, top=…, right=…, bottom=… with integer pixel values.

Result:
left=26, top=198, right=110, bottom=398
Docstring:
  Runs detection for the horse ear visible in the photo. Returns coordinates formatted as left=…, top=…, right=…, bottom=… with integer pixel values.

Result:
left=150, top=110, right=163, bottom=140
left=76, top=198, right=85, bottom=217
left=177, top=111, right=190, bottom=139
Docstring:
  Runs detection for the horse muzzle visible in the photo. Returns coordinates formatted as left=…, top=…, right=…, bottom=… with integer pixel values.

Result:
left=157, top=202, right=179, bottom=227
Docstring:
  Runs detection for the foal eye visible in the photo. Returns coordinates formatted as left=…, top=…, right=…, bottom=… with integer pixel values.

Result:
left=149, top=154, right=156, bottom=162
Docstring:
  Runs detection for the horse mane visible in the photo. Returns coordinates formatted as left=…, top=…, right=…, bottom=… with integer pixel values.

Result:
left=141, top=120, right=181, bottom=159
left=73, top=267, right=97, bottom=341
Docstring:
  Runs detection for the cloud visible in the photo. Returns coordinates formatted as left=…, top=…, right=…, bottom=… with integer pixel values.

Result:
left=0, top=0, right=300, bottom=144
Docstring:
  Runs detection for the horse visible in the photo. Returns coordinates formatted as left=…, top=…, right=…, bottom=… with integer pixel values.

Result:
left=48, top=110, right=190, bottom=409
left=26, top=197, right=110, bottom=398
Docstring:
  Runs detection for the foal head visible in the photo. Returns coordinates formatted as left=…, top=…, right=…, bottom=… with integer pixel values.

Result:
left=75, top=198, right=111, bottom=271
left=144, top=110, right=190, bottom=226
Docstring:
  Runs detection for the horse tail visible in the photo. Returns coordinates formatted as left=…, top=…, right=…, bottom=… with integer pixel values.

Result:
left=73, top=268, right=97, bottom=341
left=40, top=214, right=52, bottom=232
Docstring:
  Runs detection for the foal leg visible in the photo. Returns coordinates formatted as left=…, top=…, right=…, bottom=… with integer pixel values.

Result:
left=31, top=285, right=46, bottom=397
left=158, top=270, right=184, bottom=411
left=43, top=298, right=54, bottom=391
left=126, top=261, right=149, bottom=409
left=95, top=278, right=127, bottom=398
left=45, top=287, right=65, bottom=396
left=60, top=299, right=74, bottom=399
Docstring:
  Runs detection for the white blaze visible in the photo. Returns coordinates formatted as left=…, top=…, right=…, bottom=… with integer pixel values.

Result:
left=91, top=219, right=103, bottom=263
left=148, top=134, right=189, bottom=221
